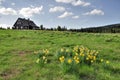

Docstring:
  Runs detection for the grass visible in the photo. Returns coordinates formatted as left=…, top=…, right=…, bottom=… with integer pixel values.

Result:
left=0, top=30, right=120, bottom=80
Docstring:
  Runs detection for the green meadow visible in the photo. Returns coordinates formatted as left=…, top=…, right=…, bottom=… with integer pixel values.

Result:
left=0, top=30, right=120, bottom=80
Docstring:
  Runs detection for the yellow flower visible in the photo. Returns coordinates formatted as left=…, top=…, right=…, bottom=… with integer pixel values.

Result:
left=82, top=54, right=85, bottom=56
left=86, top=57, right=89, bottom=60
left=89, top=55, right=92, bottom=59
left=88, top=55, right=90, bottom=58
left=101, top=59, right=104, bottom=62
left=61, top=56, right=64, bottom=59
left=44, top=59, right=47, bottom=63
left=93, top=56, right=96, bottom=60
left=73, top=46, right=79, bottom=52
left=66, top=49, right=69, bottom=52
left=61, top=48, right=64, bottom=52
left=94, top=53, right=97, bottom=56
left=68, top=59, right=72, bottom=64
left=75, top=53, right=78, bottom=56
left=91, top=60, right=93, bottom=63
left=36, top=59, right=40, bottom=63
left=77, top=57, right=79, bottom=60
left=34, top=51, right=38, bottom=54
left=80, top=53, right=82, bottom=56
left=44, top=61, right=47, bottom=64
left=74, top=56, right=77, bottom=60
left=42, top=56, right=46, bottom=60
left=59, top=56, right=65, bottom=63
left=46, top=50, right=49, bottom=54
left=75, top=59, right=80, bottom=64
left=43, top=49, right=49, bottom=55
left=90, top=52, right=93, bottom=55
left=96, top=51, right=99, bottom=54
left=106, top=60, right=109, bottom=64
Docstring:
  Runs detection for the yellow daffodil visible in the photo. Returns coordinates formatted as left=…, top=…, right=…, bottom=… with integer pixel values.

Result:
left=46, top=50, right=49, bottom=54
left=61, top=48, right=64, bottom=52
left=75, top=59, right=80, bottom=64
left=75, top=53, right=78, bottom=56
left=90, top=52, right=93, bottom=55
left=68, top=59, right=72, bottom=64
left=74, top=56, right=77, bottom=60
left=91, top=60, right=93, bottom=63
left=77, top=57, right=79, bottom=60
left=106, top=60, right=109, bottom=64
left=43, top=49, right=49, bottom=55
left=82, top=54, right=85, bottom=56
left=36, top=59, right=40, bottom=63
left=86, top=57, right=89, bottom=60
left=66, top=49, right=69, bottom=52
left=42, top=56, right=46, bottom=60
left=93, top=56, right=96, bottom=60
left=59, top=56, right=65, bottom=63
left=89, top=56, right=92, bottom=59
left=94, top=53, right=97, bottom=56
left=96, top=51, right=99, bottom=54
left=80, top=53, right=82, bottom=56
left=34, top=51, right=38, bottom=54
left=101, top=59, right=104, bottom=62
left=44, top=59, right=47, bottom=63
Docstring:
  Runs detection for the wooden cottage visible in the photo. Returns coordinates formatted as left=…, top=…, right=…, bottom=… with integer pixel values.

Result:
left=12, top=18, right=39, bottom=30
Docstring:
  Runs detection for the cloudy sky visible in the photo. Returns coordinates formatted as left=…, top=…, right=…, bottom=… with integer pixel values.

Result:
left=0, top=0, right=120, bottom=29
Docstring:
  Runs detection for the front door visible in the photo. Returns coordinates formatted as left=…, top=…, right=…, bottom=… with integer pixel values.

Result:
left=29, top=26, right=33, bottom=29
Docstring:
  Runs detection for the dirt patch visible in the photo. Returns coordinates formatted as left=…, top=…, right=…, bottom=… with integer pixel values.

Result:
left=18, top=51, right=33, bottom=56
left=0, top=68, right=20, bottom=80
left=11, top=50, right=33, bottom=56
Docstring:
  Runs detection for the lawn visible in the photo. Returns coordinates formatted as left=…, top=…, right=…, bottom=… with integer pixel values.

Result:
left=0, top=30, right=120, bottom=80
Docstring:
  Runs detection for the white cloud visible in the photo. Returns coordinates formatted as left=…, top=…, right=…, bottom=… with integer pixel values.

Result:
left=55, top=0, right=90, bottom=6
left=56, top=0, right=73, bottom=3
left=58, top=11, right=73, bottom=18
left=30, top=5, right=34, bottom=8
left=11, top=3, right=15, bottom=6
left=84, top=9, right=104, bottom=15
left=0, top=24, right=11, bottom=29
left=19, top=6, right=43, bottom=17
left=72, top=0, right=90, bottom=6
left=0, top=7, right=17, bottom=15
left=49, top=6, right=65, bottom=13
left=0, top=0, right=4, bottom=4
left=72, top=15, right=79, bottom=19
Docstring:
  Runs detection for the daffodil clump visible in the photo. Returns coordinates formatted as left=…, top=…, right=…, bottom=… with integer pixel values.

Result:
left=57, top=46, right=110, bottom=73
left=35, top=49, right=49, bottom=66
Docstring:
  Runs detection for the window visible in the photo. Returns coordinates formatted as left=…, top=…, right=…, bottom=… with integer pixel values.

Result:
left=17, top=21, right=21, bottom=24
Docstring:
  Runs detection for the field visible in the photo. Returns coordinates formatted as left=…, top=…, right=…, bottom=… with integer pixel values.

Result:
left=0, top=30, right=120, bottom=80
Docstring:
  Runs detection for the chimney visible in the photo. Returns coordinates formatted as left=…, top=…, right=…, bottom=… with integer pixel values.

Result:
left=28, top=18, right=30, bottom=21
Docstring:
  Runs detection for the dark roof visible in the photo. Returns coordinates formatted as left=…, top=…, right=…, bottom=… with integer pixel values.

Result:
left=13, top=18, right=37, bottom=27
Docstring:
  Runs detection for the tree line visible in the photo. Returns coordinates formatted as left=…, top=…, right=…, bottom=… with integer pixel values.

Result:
left=39, top=24, right=120, bottom=33
left=0, top=23, right=120, bottom=33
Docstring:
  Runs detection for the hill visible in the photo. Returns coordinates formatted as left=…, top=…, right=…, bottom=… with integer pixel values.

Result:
left=70, top=23, right=120, bottom=33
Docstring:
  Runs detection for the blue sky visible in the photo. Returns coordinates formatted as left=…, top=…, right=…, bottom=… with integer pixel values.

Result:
left=0, top=0, right=120, bottom=29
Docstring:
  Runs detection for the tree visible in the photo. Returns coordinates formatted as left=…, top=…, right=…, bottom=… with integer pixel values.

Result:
left=57, top=25, right=62, bottom=31
left=40, top=25, right=44, bottom=30
left=7, top=27, right=10, bottom=29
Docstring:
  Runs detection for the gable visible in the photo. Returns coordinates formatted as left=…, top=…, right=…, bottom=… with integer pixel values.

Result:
left=13, top=18, right=37, bottom=27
